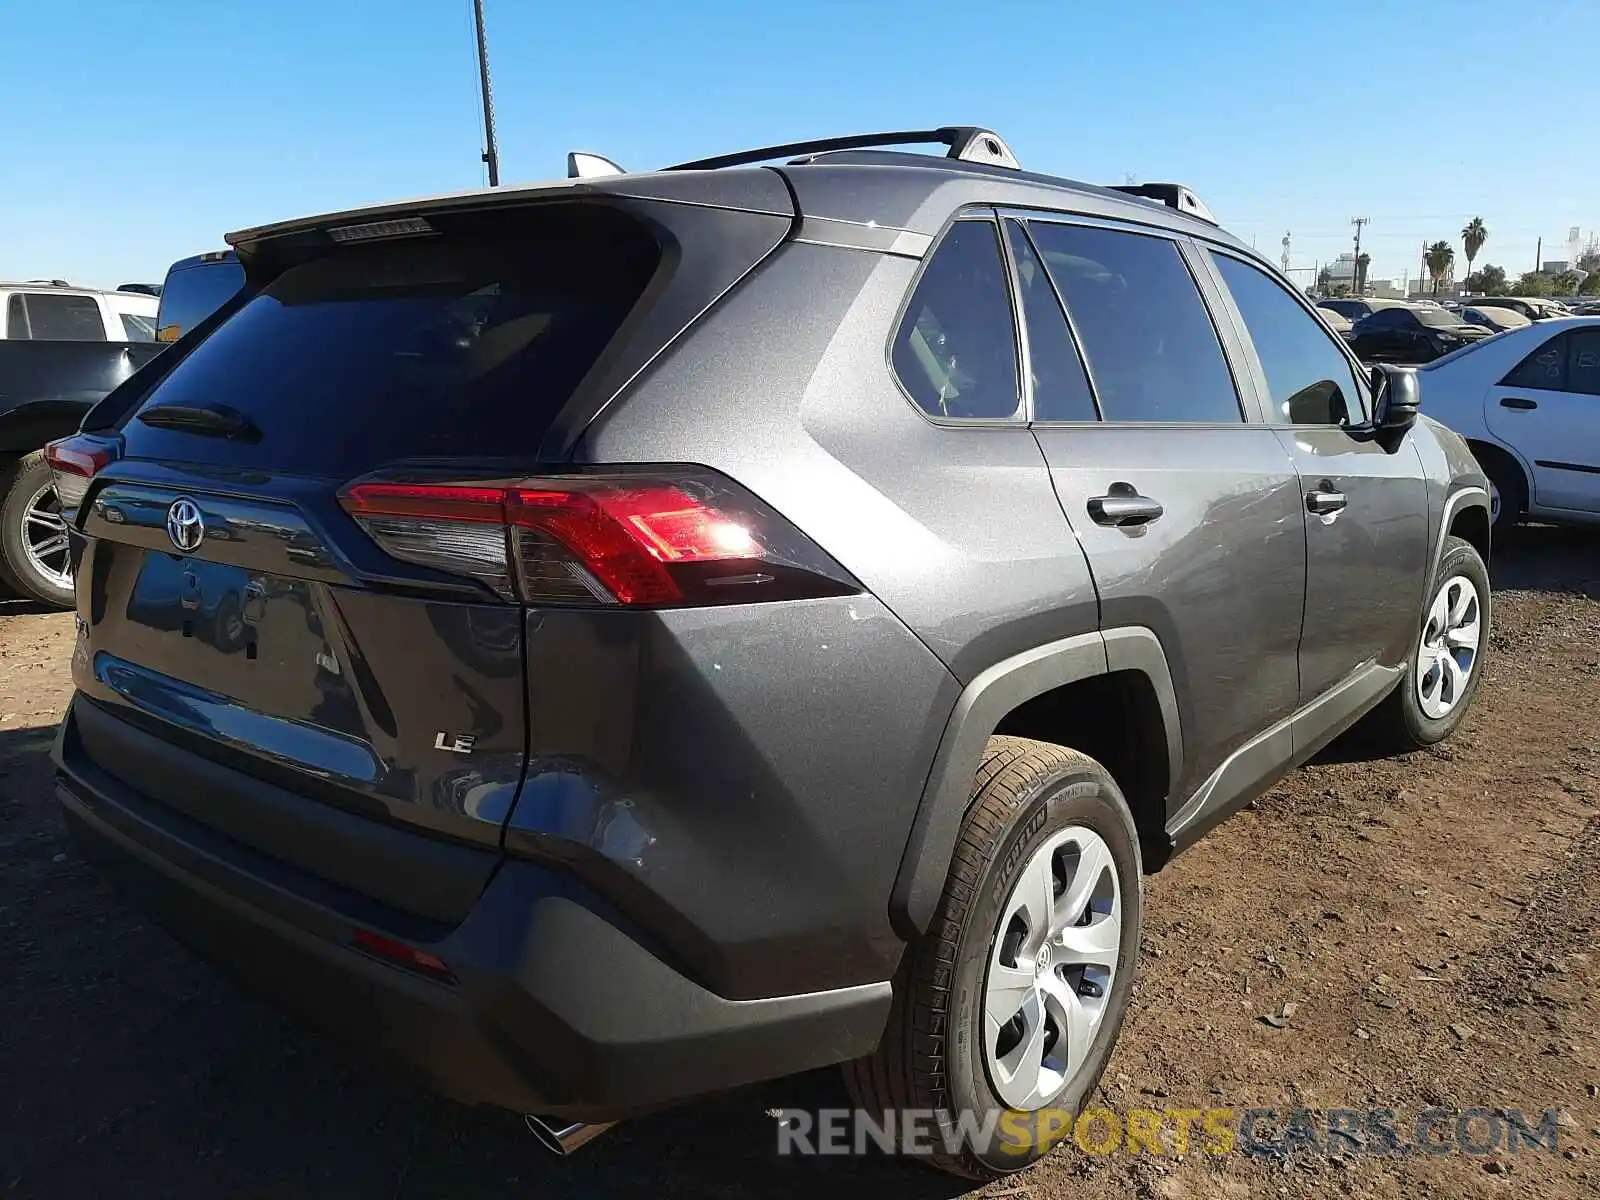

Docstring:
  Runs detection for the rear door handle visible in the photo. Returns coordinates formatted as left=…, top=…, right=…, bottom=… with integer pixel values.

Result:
left=1500, top=396, right=1538, bottom=410
left=1087, top=490, right=1164, bottom=527
left=1306, top=489, right=1347, bottom=515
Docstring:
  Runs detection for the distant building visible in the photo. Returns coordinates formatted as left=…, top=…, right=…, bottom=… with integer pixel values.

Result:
left=1325, top=253, right=1358, bottom=284
left=1541, top=260, right=1570, bottom=275
left=1369, top=279, right=1405, bottom=299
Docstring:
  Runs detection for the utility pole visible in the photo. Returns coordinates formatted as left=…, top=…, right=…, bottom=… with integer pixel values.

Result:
left=1281, top=231, right=1291, bottom=275
left=1351, top=217, right=1370, bottom=294
left=1535, top=236, right=1542, bottom=273
left=472, top=0, right=500, bottom=186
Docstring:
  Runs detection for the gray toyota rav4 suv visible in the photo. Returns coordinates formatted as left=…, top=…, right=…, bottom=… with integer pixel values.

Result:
left=49, top=127, right=1491, bottom=1178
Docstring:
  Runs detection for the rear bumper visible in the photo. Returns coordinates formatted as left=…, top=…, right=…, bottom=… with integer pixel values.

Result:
left=54, top=699, right=892, bottom=1120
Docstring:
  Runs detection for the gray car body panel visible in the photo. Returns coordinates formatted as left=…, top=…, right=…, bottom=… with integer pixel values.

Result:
left=60, top=146, right=1494, bottom=1119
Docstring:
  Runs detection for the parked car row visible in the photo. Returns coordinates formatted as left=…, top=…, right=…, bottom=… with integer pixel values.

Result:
left=1418, top=316, right=1600, bottom=534
left=0, top=259, right=244, bottom=604
left=1309, top=293, right=1599, bottom=531
left=0, top=282, right=164, bottom=603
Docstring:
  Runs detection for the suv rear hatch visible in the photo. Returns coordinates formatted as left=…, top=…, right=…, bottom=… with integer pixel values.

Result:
left=62, top=184, right=796, bottom=922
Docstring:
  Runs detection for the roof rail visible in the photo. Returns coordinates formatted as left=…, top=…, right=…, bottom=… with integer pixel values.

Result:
left=1108, top=183, right=1216, bottom=225
left=664, top=126, right=1020, bottom=172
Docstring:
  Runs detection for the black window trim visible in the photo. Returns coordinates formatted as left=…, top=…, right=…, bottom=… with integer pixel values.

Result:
left=1200, top=243, right=1373, bottom=428
left=998, top=208, right=1255, bottom=427
left=885, top=207, right=1030, bottom=428
left=999, top=216, right=1104, bottom=423
left=1497, top=330, right=1569, bottom=393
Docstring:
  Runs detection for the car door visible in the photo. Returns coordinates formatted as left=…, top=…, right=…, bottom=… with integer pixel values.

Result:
left=1487, top=327, right=1600, bottom=512
left=1352, top=308, right=1400, bottom=361
left=1203, top=248, right=1430, bottom=703
left=1012, top=216, right=1306, bottom=808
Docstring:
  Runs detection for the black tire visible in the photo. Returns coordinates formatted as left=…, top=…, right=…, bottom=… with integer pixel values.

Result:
left=1474, top=446, right=1526, bottom=538
left=0, top=450, right=75, bottom=608
left=843, top=737, right=1143, bottom=1179
left=1361, top=535, right=1491, bottom=752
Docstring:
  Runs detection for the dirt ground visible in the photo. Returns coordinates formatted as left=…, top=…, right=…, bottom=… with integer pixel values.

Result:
left=2, top=525, right=1596, bottom=1199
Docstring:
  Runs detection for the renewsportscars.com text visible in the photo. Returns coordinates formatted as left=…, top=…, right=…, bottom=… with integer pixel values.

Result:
left=775, top=1105, right=1567, bottom=1159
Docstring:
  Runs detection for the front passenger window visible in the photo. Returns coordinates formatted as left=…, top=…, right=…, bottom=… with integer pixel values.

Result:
left=1211, top=252, right=1363, bottom=424
left=892, top=220, right=1020, bottom=419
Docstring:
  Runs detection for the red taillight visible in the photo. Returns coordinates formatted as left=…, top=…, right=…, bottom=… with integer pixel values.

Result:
left=351, top=929, right=455, bottom=983
left=45, top=434, right=121, bottom=512
left=340, top=471, right=857, bottom=608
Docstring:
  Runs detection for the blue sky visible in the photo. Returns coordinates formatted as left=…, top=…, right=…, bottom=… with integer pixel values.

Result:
left=2, top=0, right=1593, bottom=289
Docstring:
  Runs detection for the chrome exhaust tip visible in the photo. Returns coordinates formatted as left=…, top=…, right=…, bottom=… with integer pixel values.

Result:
left=524, top=1114, right=615, bottom=1155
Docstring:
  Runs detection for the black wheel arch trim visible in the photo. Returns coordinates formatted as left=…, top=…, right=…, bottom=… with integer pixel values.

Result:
left=889, top=627, right=1181, bottom=938
left=1432, top=485, right=1490, bottom=581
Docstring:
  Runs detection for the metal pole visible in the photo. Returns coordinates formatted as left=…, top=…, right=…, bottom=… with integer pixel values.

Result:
left=473, top=0, right=500, bottom=186
left=1351, top=217, right=1369, bottom=295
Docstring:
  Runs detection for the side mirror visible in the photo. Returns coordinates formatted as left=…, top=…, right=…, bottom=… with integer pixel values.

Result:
left=1368, top=364, right=1419, bottom=452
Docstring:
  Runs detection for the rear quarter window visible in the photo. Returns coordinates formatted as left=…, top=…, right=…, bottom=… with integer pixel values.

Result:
left=891, top=219, right=1021, bottom=419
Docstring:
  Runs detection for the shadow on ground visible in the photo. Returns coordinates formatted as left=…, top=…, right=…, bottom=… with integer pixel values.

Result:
left=1490, top=522, right=1599, bottom=598
left=0, top=721, right=968, bottom=1200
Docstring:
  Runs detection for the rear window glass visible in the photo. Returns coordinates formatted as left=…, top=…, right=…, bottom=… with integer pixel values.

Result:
left=124, top=208, right=661, bottom=475
left=19, top=293, right=104, bottom=340
left=156, top=260, right=245, bottom=342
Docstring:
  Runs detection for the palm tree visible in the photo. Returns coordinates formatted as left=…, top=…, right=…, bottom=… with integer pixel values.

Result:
left=1355, top=252, right=1371, bottom=294
left=1461, top=218, right=1488, bottom=284
left=1425, top=241, right=1456, bottom=295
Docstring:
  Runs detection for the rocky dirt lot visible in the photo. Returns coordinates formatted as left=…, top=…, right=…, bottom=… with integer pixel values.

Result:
left=2, top=526, right=1596, bottom=1199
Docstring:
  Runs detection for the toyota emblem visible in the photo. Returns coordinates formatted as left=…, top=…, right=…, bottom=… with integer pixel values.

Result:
left=165, top=497, right=205, bottom=552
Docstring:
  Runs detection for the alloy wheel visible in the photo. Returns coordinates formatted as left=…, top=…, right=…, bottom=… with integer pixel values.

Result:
left=1415, top=573, right=1482, bottom=720
left=21, top=481, right=72, bottom=591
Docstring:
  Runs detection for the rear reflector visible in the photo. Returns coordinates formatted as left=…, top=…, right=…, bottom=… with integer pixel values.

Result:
left=351, top=929, right=456, bottom=983
left=45, top=433, right=121, bottom=513
left=340, top=470, right=858, bottom=608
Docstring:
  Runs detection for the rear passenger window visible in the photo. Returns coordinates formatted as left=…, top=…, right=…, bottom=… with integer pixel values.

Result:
left=1211, top=252, right=1362, bottom=424
left=1565, top=329, right=1600, bottom=396
left=19, top=293, right=105, bottom=340
left=1501, top=334, right=1567, bottom=391
left=1004, top=220, right=1097, bottom=421
left=892, top=220, right=1020, bottom=419
left=1026, top=223, right=1241, bottom=423
left=4, top=295, right=26, bottom=338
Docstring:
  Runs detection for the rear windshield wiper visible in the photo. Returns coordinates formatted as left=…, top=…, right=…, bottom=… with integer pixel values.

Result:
left=136, top=403, right=263, bottom=443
